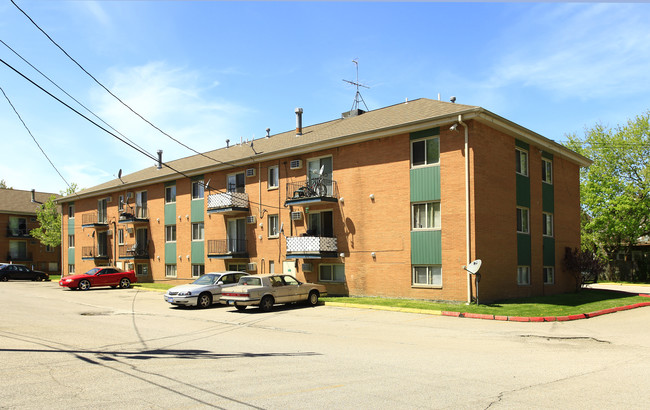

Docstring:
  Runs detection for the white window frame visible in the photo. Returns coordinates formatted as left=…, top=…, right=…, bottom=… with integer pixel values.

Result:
left=411, top=136, right=440, bottom=168
left=68, top=264, right=75, bottom=274
left=192, top=222, right=204, bottom=241
left=543, top=212, right=554, bottom=237
left=268, top=214, right=279, bottom=238
left=412, top=265, right=442, bottom=287
left=319, top=264, right=346, bottom=283
left=191, top=264, right=204, bottom=278
left=542, top=158, right=553, bottom=184
left=517, top=266, right=530, bottom=285
left=192, top=180, right=204, bottom=200
left=165, top=225, right=177, bottom=243
left=268, top=166, right=279, bottom=190
left=227, top=172, right=246, bottom=193
left=68, top=234, right=75, bottom=248
left=165, top=264, right=177, bottom=278
left=165, top=185, right=176, bottom=203
left=411, top=202, right=441, bottom=230
left=543, top=266, right=555, bottom=285
left=117, top=229, right=125, bottom=245
left=516, top=148, right=529, bottom=177
left=68, top=203, right=75, bottom=218
left=517, top=207, right=529, bottom=234
left=136, top=264, right=148, bottom=277
left=118, top=195, right=124, bottom=211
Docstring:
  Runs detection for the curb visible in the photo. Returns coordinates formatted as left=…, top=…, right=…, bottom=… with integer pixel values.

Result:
left=324, top=296, right=650, bottom=322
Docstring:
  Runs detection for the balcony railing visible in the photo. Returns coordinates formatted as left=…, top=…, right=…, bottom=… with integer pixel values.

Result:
left=286, top=236, right=338, bottom=258
left=207, top=192, right=249, bottom=213
left=118, top=243, right=149, bottom=258
left=6, top=228, right=30, bottom=238
left=207, top=239, right=247, bottom=257
left=7, top=252, right=32, bottom=261
left=82, top=213, right=108, bottom=226
left=81, top=246, right=108, bottom=259
left=119, top=206, right=148, bottom=222
left=285, top=178, right=338, bottom=206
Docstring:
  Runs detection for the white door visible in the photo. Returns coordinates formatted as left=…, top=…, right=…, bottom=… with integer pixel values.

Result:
left=283, top=261, right=296, bottom=275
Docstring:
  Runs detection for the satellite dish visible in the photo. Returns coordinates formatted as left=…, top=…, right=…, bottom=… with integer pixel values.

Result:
left=465, top=259, right=482, bottom=275
left=118, top=169, right=122, bottom=179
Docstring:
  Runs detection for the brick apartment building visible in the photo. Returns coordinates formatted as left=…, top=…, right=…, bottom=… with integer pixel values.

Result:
left=0, top=188, right=61, bottom=274
left=57, top=98, right=590, bottom=302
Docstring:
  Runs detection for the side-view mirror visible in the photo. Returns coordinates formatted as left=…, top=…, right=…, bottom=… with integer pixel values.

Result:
left=217, top=281, right=224, bottom=285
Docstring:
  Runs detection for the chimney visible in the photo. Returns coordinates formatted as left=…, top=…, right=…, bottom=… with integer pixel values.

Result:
left=157, top=150, right=163, bottom=169
left=295, top=107, right=303, bottom=136
left=31, top=189, right=36, bottom=203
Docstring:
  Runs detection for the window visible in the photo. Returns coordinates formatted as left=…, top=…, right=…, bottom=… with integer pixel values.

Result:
left=165, top=185, right=176, bottom=203
left=411, top=137, right=439, bottom=167
left=45, top=245, right=53, bottom=252
left=543, top=267, right=554, bottom=285
left=97, top=232, right=108, bottom=257
left=308, top=211, right=333, bottom=237
left=192, top=264, right=204, bottom=277
left=68, top=204, right=75, bottom=218
left=517, top=207, right=529, bottom=234
left=117, top=229, right=124, bottom=245
left=412, top=265, right=442, bottom=287
left=268, top=166, right=279, bottom=189
left=319, top=264, right=346, bottom=282
left=165, top=225, right=177, bottom=242
left=9, top=241, right=27, bottom=259
left=68, top=264, right=75, bottom=274
left=68, top=235, right=75, bottom=248
left=542, top=158, right=553, bottom=184
left=98, top=198, right=107, bottom=224
left=543, top=213, right=554, bottom=237
left=136, top=264, right=148, bottom=276
left=192, top=180, right=204, bottom=199
left=307, top=157, right=333, bottom=194
left=118, top=195, right=124, bottom=211
left=192, top=222, right=204, bottom=241
left=227, top=173, right=245, bottom=193
left=135, top=191, right=147, bottom=219
left=8, top=217, right=27, bottom=237
left=269, top=260, right=275, bottom=273
left=48, top=262, right=58, bottom=271
left=268, top=214, right=279, bottom=238
left=165, top=264, right=177, bottom=278
left=517, top=266, right=530, bottom=285
left=516, top=148, right=528, bottom=176
left=228, top=263, right=247, bottom=272
left=412, top=202, right=441, bottom=230
left=227, top=219, right=246, bottom=253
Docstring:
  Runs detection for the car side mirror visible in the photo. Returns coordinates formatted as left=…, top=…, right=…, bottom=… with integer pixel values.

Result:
left=217, top=281, right=224, bottom=285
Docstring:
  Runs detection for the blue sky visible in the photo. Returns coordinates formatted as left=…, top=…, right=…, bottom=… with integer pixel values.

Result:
left=1, top=1, right=649, bottom=194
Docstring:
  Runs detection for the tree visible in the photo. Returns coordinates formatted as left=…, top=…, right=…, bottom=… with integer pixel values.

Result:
left=30, top=195, right=61, bottom=248
left=564, top=247, right=605, bottom=291
left=60, top=183, right=79, bottom=196
left=0, top=179, right=12, bottom=189
left=565, top=111, right=650, bottom=262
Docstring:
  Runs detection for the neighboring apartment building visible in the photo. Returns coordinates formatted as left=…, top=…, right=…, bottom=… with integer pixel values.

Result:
left=0, top=188, right=61, bottom=274
left=57, top=98, right=590, bottom=302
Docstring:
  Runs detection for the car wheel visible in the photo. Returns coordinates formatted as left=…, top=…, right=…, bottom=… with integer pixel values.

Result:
left=197, top=292, right=212, bottom=308
left=235, top=304, right=247, bottom=311
left=119, top=278, right=131, bottom=289
left=259, top=295, right=274, bottom=312
left=37, top=275, right=47, bottom=282
left=307, top=290, right=320, bottom=306
left=78, top=279, right=91, bottom=291
left=1, top=275, right=8, bottom=282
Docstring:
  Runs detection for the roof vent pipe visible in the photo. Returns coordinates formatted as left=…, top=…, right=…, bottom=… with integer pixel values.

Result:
left=450, top=96, right=456, bottom=103
left=225, top=139, right=230, bottom=148
left=157, top=150, right=163, bottom=169
left=266, top=128, right=271, bottom=138
left=31, top=189, right=36, bottom=203
left=295, top=107, right=303, bottom=136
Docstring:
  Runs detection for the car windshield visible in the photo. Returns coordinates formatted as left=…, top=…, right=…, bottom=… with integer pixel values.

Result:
left=239, top=277, right=261, bottom=286
left=192, top=274, right=218, bottom=285
left=84, top=268, right=101, bottom=275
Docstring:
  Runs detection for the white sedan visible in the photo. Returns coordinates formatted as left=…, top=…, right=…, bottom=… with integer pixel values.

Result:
left=220, top=274, right=327, bottom=312
left=163, top=271, right=246, bottom=308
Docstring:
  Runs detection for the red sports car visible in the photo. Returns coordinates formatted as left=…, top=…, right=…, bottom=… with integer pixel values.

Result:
left=59, top=267, right=137, bottom=290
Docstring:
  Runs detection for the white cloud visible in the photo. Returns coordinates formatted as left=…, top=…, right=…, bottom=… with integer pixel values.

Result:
left=79, top=1, right=112, bottom=28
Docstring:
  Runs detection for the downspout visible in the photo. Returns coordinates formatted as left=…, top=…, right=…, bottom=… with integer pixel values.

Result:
left=457, top=115, right=471, bottom=304
left=112, top=219, right=117, bottom=266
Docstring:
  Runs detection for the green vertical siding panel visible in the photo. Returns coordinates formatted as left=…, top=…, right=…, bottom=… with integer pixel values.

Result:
left=515, top=139, right=530, bottom=150
left=542, top=183, right=554, bottom=213
left=516, top=173, right=530, bottom=207
left=517, top=234, right=531, bottom=265
left=410, top=166, right=441, bottom=202
left=68, top=217, right=74, bottom=233
left=191, top=200, right=204, bottom=223
left=165, top=243, right=177, bottom=264
left=68, top=248, right=75, bottom=264
left=410, top=230, right=442, bottom=265
left=410, top=127, right=440, bottom=140
left=191, top=241, right=204, bottom=264
left=543, top=237, right=555, bottom=266
left=164, top=203, right=176, bottom=225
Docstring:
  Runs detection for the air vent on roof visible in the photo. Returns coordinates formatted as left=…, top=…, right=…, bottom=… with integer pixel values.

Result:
left=341, top=109, right=365, bottom=118
left=290, top=159, right=302, bottom=170
left=246, top=168, right=256, bottom=177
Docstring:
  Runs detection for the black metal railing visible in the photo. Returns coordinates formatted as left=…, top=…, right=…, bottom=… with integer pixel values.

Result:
left=207, top=239, right=247, bottom=255
left=118, top=243, right=149, bottom=258
left=285, top=178, right=338, bottom=202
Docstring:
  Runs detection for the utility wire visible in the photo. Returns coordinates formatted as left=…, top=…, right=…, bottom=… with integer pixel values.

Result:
left=11, top=0, right=232, bottom=168
left=0, top=85, right=77, bottom=197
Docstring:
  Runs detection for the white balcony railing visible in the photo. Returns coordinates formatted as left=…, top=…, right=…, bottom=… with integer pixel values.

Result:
left=286, top=236, right=337, bottom=254
left=207, top=192, right=249, bottom=210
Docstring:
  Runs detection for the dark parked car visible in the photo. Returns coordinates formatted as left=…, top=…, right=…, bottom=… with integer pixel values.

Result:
left=59, top=267, right=137, bottom=290
left=0, top=264, right=49, bottom=281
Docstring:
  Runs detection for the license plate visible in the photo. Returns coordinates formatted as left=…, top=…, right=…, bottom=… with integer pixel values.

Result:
left=168, top=298, right=173, bottom=303
left=228, top=300, right=234, bottom=305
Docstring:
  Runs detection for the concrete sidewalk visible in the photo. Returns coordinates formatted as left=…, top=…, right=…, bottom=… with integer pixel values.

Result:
left=587, top=282, right=650, bottom=295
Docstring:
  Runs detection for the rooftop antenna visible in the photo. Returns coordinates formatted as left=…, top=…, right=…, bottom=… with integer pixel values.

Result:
left=342, top=58, right=369, bottom=112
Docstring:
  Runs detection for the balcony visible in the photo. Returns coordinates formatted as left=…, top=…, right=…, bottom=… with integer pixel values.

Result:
left=81, top=246, right=109, bottom=260
left=284, top=179, right=339, bottom=207
left=118, top=206, right=149, bottom=224
left=6, top=252, right=32, bottom=262
left=81, top=213, right=108, bottom=228
left=207, top=192, right=249, bottom=215
left=207, top=239, right=248, bottom=259
left=6, top=228, right=30, bottom=238
left=118, top=243, right=149, bottom=259
left=286, top=236, right=338, bottom=259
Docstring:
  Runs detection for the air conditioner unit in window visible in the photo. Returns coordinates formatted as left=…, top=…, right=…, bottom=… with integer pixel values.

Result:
left=290, top=211, right=302, bottom=220
left=246, top=168, right=256, bottom=177
left=246, top=262, right=257, bottom=272
left=290, top=159, right=302, bottom=170
left=246, top=215, right=256, bottom=224
left=301, top=263, right=312, bottom=272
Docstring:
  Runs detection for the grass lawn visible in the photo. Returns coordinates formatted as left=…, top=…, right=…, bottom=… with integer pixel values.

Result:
left=323, top=289, right=650, bottom=317
left=133, top=282, right=173, bottom=292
